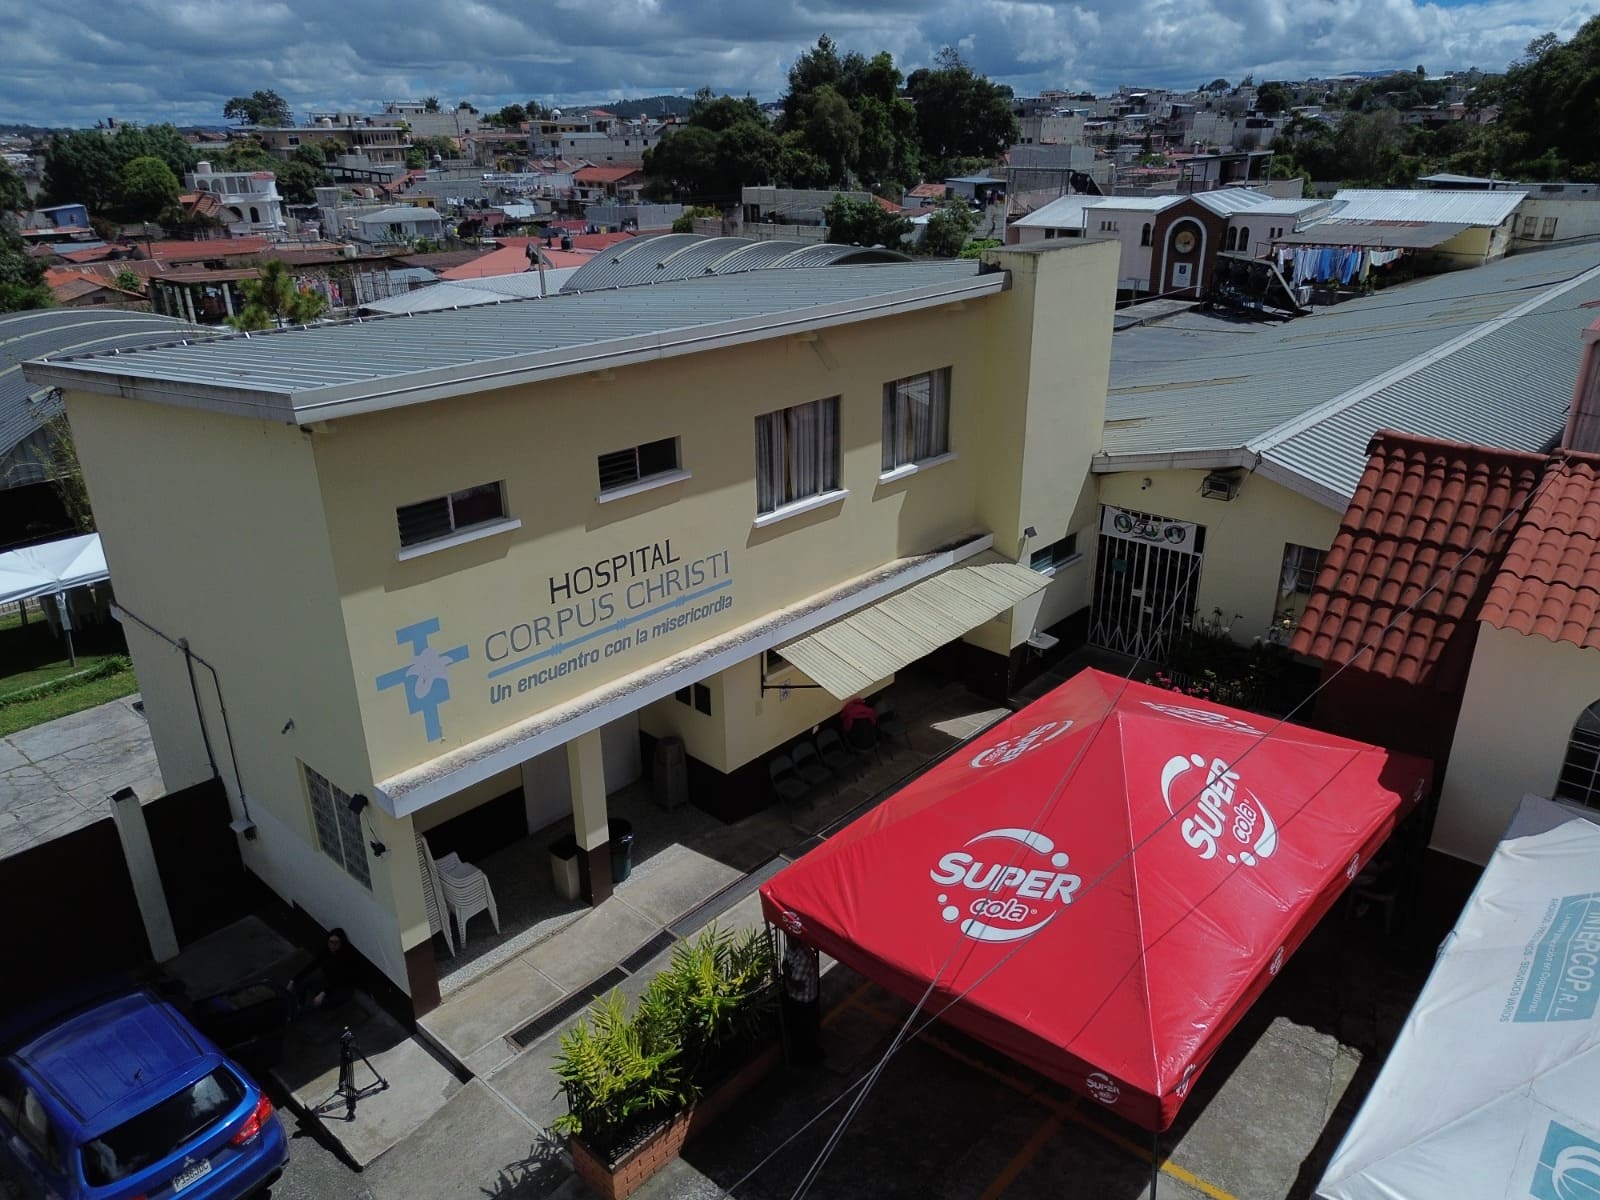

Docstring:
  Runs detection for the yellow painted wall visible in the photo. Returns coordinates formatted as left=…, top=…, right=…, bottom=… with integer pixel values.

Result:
left=62, top=393, right=425, bottom=990
left=316, top=243, right=1120, bottom=783
left=412, top=765, right=520, bottom=832
left=1434, top=225, right=1496, bottom=267
left=968, top=241, right=1120, bottom=655
left=1095, top=469, right=1341, bottom=643
left=1437, top=625, right=1600, bottom=863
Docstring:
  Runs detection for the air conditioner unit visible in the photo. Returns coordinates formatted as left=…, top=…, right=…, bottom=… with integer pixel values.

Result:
left=1201, top=471, right=1240, bottom=501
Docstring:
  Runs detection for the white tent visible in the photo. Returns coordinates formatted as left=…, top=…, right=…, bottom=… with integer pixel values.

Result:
left=1317, top=794, right=1600, bottom=1200
left=0, top=533, right=108, bottom=607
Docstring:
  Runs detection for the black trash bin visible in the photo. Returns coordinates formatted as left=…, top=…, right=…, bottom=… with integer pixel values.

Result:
left=609, top=818, right=635, bottom=882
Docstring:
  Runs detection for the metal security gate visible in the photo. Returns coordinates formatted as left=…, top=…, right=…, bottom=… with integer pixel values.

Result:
left=1089, top=506, right=1204, bottom=660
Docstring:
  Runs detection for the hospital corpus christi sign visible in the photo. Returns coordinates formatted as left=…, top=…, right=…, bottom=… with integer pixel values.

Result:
left=377, top=540, right=734, bottom=742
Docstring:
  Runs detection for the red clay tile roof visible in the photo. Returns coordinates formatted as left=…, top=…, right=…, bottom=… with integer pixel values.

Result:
left=1480, top=454, right=1600, bottom=649
left=143, top=236, right=269, bottom=262
left=908, top=182, right=947, bottom=198
left=1290, top=431, right=1545, bottom=687
left=573, top=165, right=641, bottom=184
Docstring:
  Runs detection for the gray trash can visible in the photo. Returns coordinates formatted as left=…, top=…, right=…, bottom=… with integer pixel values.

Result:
left=653, top=736, right=687, bottom=811
left=609, top=818, right=635, bottom=882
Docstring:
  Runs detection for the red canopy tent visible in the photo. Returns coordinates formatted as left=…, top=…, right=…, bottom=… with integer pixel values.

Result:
left=760, top=669, right=1429, bottom=1131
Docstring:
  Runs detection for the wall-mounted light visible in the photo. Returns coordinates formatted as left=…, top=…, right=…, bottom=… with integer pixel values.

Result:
left=348, top=793, right=369, bottom=815
left=1023, top=526, right=1037, bottom=539
left=369, top=839, right=388, bottom=858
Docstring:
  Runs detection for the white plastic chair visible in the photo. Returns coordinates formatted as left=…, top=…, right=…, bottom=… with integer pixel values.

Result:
left=436, top=849, right=500, bottom=945
left=414, top=835, right=455, bottom=957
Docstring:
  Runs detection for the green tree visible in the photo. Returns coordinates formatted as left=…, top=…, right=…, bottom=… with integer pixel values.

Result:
left=489, top=103, right=527, bottom=128
left=223, top=89, right=292, bottom=126
left=920, top=200, right=977, bottom=256
left=274, top=159, right=322, bottom=205
left=1255, top=82, right=1293, bottom=115
left=291, top=142, right=329, bottom=171
left=119, top=155, right=180, bottom=220
left=643, top=94, right=781, bottom=200
left=777, top=133, right=831, bottom=188
left=43, top=125, right=195, bottom=212
left=782, top=35, right=845, bottom=129
left=1204, top=78, right=1231, bottom=91
left=0, top=159, right=27, bottom=213
left=905, top=48, right=1018, bottom=177
left=804, top=86, right=861, bottom=184
left=113, top=268, right=142, bottom=293
left=31, top=415, right=92, bottom=531
left=226, top=260, right=328, bottom=331
left=424, top=96, right=441, bottom=113
left=672, top=205, right=719, bottom=233
left=0, top=222, right=51, bottom=312
left=823, top=193, right=908, bottom=246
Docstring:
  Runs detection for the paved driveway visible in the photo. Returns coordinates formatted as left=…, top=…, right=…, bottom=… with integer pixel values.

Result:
left=635, top=956, right=1369, bottom=1200
left=0, top=694, right=161, bottom=860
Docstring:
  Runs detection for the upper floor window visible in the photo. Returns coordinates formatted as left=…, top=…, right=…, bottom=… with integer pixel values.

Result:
left=1140, top=223, right=1152, bottom=247
left=597, top=437, right=680, bottom=494
left=1238, top=225, right=1251, bottom=251
left=1225, top=227, right=1239, bottom=250
left=1557, top=701, right=1600, bottom=808
left=397, top=481, right=507, bottom=548
left=755, top=397, right=840, bottom=515
left=882, top=368, right=951, bottom=471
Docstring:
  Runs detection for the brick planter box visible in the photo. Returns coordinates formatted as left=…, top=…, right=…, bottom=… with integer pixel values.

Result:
left=569, top=1043, right=781, bottom=1200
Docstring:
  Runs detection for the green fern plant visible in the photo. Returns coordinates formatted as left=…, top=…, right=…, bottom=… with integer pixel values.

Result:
left=551, top=990, right=682, bottom=1148
left=552, top=924, right=778, bottom=1160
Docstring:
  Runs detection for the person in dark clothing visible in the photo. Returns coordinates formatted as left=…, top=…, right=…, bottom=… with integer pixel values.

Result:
left=780, top=934, right=823, bottom=1065
left=291, top=927, right=356, bottom=1015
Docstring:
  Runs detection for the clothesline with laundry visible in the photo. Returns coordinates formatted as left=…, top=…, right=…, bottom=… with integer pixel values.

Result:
left=1274, top=245, right=1407, bottom=286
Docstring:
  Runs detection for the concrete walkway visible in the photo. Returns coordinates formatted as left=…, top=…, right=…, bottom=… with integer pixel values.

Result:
left=0, top=693, right=162, bottom=861
left=1114, top=297, right=1197, bottom=330
left=165, top=676, right=1012, bottom=1195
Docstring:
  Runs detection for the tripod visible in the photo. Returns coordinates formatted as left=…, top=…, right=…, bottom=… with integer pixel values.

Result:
left=314, top=1026, right=389, bottom=1121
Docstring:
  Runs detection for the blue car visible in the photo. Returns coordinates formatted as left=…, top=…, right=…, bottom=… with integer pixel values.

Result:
left=0, top=990, right=287, bottom=1199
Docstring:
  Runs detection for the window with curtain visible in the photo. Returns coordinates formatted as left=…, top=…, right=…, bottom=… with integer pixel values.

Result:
left=754, top=396, right=840, bottom=515
left=1557, top=702, right=1600, bottom=808
left=881, top=367, right=952, bottom=472
left=1274, top=542, right=1327, bottom=633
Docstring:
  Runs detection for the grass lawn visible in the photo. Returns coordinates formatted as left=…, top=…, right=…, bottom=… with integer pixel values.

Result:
left=0, top=602, right=138, bottom=735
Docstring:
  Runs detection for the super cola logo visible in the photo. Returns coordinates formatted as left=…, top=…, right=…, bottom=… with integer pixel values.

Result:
left=930, top=828, right=1081, bottom=943
left=1160, top=753, right=1280, bottom=867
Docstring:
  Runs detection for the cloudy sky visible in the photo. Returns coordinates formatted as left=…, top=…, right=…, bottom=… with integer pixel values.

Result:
left=2, top=0, right=1595, bottom=129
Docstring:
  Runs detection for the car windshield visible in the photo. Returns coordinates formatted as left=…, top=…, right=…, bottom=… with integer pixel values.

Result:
left=79, top=1067, right=245, bottom=1186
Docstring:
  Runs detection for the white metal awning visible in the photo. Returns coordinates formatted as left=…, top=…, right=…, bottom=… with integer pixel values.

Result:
left=778, top=551, right=1049, bottom=699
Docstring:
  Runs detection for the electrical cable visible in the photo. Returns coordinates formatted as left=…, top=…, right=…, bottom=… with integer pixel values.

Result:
left=737, top=478, right=1537, bottom=1199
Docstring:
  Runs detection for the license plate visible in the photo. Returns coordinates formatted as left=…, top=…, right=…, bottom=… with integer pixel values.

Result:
left=172, top=1158, right=212, bottom=1191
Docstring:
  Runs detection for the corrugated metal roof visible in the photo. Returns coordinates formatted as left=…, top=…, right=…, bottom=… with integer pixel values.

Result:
left=0, top=310, right=201, bottom=473
left=1259, top=278, right=1600, bottom=501
left=779, top=552, right=1048, bottom=698
left=559, top=233, right=910, bottom=292
left=360, top=268, right=581, bottom=314
left=1013, top=195, right=1096, bottom=229
left=1274, top=221, right=1469, bottom=249
left=1325, top=189, right=1526, bottom=227
left=26, top=261, right=1000, bottom=421
left=1192, top=191, right=1326, bottom=218
left=1101, top=243, right=1600, bottom=502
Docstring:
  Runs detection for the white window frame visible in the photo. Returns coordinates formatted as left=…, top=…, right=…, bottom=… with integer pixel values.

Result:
left=596, top=437, right=687, bottom=502
left=881, top=367, right=952, bottom=474
left=304, top=763, right=371, bottom=889
left=754, top=396, right=842, bottom=518
left=396, top=481, right=516, bottom=558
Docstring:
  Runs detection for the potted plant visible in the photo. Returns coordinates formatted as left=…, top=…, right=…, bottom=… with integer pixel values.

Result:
left=554, top=925, right=779, bottom=1200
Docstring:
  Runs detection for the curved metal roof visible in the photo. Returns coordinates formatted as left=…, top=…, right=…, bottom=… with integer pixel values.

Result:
left=1, top=309, right=201, bottom=470
left=561, top=233, right=911, bottom=293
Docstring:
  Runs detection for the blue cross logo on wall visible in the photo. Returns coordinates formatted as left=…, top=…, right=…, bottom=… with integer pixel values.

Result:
left=376, top=618, right=469, bottom=742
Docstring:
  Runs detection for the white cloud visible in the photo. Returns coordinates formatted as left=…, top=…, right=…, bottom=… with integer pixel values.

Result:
left=0, top=0, right=1594, bottom=128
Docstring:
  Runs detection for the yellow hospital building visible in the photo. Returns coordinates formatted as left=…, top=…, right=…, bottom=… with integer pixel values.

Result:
left=25, top=241, right=1119, bottom=1012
